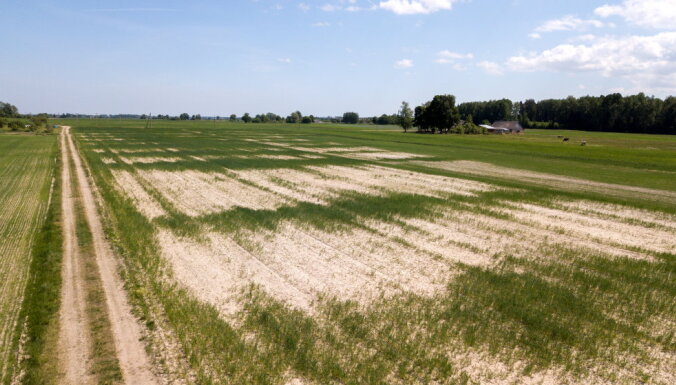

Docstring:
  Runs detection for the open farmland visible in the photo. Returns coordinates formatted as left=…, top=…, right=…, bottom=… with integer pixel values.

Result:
left=0, top=135, right=56, bottom=383
left=65, top=119, right=675, bottom=384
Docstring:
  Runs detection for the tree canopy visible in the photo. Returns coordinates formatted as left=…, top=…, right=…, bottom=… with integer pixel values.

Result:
left=0, top=102, right=19, bottom=118
left=398, top=101, right=413, bottom=133
left=342, top=112, right=359, bottom=124
left=415, top=95, right=460, bottom=134
left=454, top=93, right=675, bottom=134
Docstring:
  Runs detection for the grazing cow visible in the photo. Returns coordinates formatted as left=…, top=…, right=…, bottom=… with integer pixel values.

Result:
left=563, top=137, right=570, bottom=142
left=581, top=140, right=587, bottom=146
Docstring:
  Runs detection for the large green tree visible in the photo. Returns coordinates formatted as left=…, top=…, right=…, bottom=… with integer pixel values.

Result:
left=398, top=101, right=413, bottom=133
left=0, top=102, right=19, bottom=117
left=424, top=94, right=460, bottom=133
left=286, top=111, right=302, bottom=124
left=342, top=112, right=359, bottom=124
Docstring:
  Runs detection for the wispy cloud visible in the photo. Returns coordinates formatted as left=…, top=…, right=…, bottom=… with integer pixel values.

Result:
left=534, top=15, right=605, bottom=33
left=379, top=0, right=457, bottom=15
left=477, top=61, right=503, bottom=75
left=83, top=8, right=179, bottom=13
left=394, top=59, right=414, bottom=69
left=435, top=50, right=474, bottom=64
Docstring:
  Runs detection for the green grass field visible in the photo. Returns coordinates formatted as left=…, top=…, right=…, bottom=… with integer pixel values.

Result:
left=0, top=135, right=58, bottom=384
left=48, top=120, right=676, bottom=383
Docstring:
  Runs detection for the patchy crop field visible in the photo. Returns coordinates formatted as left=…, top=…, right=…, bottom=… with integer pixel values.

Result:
left=0, top=135, right=56, bottom=383
left=66, top=119, right=675, bottom=384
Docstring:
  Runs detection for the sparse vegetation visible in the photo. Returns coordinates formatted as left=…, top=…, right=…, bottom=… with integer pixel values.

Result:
left=52, top=118, right=675, bottom=384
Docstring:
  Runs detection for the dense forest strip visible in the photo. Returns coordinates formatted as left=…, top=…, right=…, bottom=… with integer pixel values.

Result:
left=457, top=93, right=676, bottom=134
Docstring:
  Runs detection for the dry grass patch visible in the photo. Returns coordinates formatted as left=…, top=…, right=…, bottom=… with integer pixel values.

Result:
left=111, top=170, right=166, bottom=219
left=137, top=169, right=287, bottom=216
left=234, top=165, right=495, bottom=208
left=234, top=154, right=304, bottom=160
left=338, top=151, right=426, bottom=160
left=415, top=160, right=676, bottom=203
left=556, top=200, right=676, bottom=230
left=119, top=156, right=182, bottom=165
left=157, top=221, right=455, bottom=316
left=504, top=202, right=676, bottom=255
left=113, top=148, right=166, bottom=154
left=308, top=165, right=495, bottom=198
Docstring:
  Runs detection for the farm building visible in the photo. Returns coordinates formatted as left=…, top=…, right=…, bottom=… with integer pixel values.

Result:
left=492, top=121, right=524, bottom=133
left=480, top=124, right=510, bottom=134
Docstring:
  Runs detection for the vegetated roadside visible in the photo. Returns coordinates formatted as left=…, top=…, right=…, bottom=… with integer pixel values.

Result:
left=58, top=125, right=124, bottom=384
left=9, top=142, right=62, bottom=385
left=65, top=119, right=676, bottom=384
left=0, top=135, right=57, bottom=385
left=58, top=126, right=160, bottom=384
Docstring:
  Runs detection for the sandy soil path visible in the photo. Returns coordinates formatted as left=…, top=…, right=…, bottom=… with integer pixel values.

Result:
left=60, top=127, right=158, bottom=384
left=59, top=126, right=94, bottom=384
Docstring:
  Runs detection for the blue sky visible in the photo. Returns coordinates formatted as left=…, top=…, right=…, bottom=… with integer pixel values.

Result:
left=1, top=0, right=675, bottom=116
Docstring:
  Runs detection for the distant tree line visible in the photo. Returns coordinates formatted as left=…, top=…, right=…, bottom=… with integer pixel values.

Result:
left=517, top=94, right=676, bottom=134
left=0, top=101, right=53, bottom=133
left=454, top=93, right=676, bottom=134
left=457, top=99, right=517, bottom=125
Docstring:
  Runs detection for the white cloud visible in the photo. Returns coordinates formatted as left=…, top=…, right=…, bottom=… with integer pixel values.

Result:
left=394, top=59, right=414, bottom=69
left=320, top=4, right=340, bottom=11
left=477, top=61, right=503, bottom=75
left=312, top=21, right=331, bottom=27
left=529, top=33, right=542, bottom=39
left=379, top=0, right=457, bottom=15
left=507, top=32, right=676, bottom=92
left=298, top=3, right=310, bottom=12
left=595, top=0, right=676, bottom=29
left=277, top=58, right=292, bottom=63
left=435, top=50, right=474, bottom=64
left=534, top=15, right=605, bottom=33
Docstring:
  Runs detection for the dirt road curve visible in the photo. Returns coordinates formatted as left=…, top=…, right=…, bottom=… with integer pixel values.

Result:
left=59, top=126, right=158, bottom=384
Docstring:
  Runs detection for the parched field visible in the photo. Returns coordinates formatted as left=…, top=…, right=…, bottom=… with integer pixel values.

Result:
left=68, top=120, right=675, bottom=384
left=0, top=135, right=56, bottom=383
